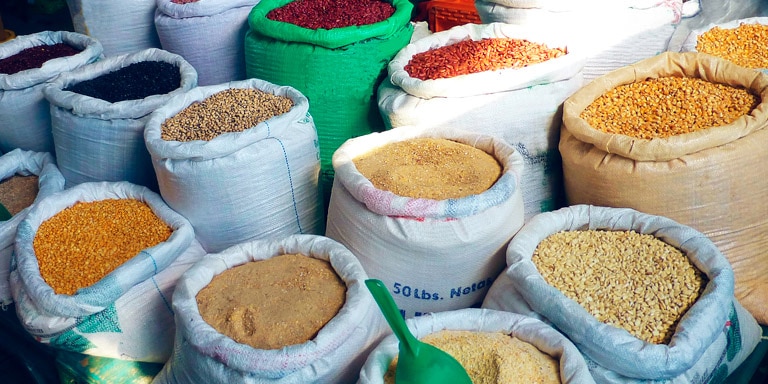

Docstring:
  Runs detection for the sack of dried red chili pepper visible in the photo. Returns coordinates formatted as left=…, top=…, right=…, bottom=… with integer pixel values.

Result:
left=381, top=22, right=585, bottom=221
left=244, top=0, right=414, bottom=210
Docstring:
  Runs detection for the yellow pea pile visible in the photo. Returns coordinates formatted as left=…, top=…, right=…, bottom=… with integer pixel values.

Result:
left=696, top=23, right=768, bottom=69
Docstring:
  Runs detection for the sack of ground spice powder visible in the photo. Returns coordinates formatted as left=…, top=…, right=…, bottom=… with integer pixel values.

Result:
left=325, top=126, right=525, bottom=318
left=679, top=17, right=768, bottom=74
left=0, top=149, right=65, bottom=306
left=558, top=51, right=768, bottom=326
left=143, top=78, right=322, bottom=253
left=66, top=0, right=161, bottom=56
left=42, top=48, right=197, bottom=191
left=380, top=22, right=585, bottom=220
left=482, top=205, right=762, bottom=381
left=358, top=308, right=596, bottom=384
left=153, top=234, right=388, bottom=384
left=9, top=181, right=205, bottom=366
left=244, top=0, right=414, bottom=208
left=474, top=0, right=685, bottom=82
left=0, top=30, right=102, bottom=154
left=154, top=0, right=259, bottom=86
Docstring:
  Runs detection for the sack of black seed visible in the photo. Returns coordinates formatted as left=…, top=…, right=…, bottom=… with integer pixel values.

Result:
left=42, top=48, right=197, bottom=191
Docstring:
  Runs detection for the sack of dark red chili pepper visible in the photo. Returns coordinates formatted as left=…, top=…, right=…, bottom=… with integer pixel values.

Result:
left=65, top=0, right=161, bottom=57
left=244, top=0, right=414, bottom=208
left=42, top=48, right=197, bottom=191
left=381, top=22, right=585, bottom=221
left=0, top=149, right=65, bottom=306
left=144, top=78, right=323, bottom=253
left=154, top=0, right=259, bottom=86
left=0, top=31, right=102, bottom=154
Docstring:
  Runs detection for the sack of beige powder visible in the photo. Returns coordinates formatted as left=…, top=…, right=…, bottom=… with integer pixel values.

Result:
left=482, top=205, right=762, bottom=382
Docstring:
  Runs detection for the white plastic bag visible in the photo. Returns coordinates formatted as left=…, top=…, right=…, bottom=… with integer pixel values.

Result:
left=43, top=48, right=198, bottom=191
left=9, top=181, right=202, bottom=363
left=144, top=78, right=322, bottom=253
left=482, top=205, right=761, bottom=381
left=358, top=308, right=596, bottom=384
left=0, top=31, right=102, bottom=154
left=325, top=126, right=525, bottom=318
left=154, top=0, right=259, bottom=86
left=152, top=234, right=388, bottom=384
left=66, top=0, right=161, bottom=56
left=0, top=149, right=65, bottom=305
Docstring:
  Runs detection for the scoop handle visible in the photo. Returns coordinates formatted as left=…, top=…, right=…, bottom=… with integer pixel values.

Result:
left=365, top=279, right=421, bottom=357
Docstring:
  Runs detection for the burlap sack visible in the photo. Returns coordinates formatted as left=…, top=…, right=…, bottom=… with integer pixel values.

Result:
left=559, top=51, right=768, bottom=324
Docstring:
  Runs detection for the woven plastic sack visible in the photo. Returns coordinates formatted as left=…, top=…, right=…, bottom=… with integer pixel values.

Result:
left=43, top=48, right=197, bottom=191
left=0, top=149, right=65, bottom=306
left=0, top=31, right=102, bottom=154
left=152, top=234, right=388, bottom=384
left=9, top=181, right=203, bottom=363
left=144, top=78, right=322, bottom=253
left=358, top=308, right=596, bottom=384
left=474, top=0, right=684, bottom=82
left=325, top=126, right=525, bottom=318
left=244, top=0, right=414, bottom=203
left=381, top=22, right=584, bottom=220
left=482, top=205, right=761, bottom=381
left=65, top=0, right=161, bottom=56
left=154, top=0, right=259, bottom=86
left=559, top=51, right=768, bottom=325
left=679, top=17, right=768, bottom=74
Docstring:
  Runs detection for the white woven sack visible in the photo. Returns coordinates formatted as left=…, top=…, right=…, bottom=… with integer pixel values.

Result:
left=380, top=23, right=583, bottom=220
left=0, top=31, right=102, bottom=154
left=388, top=23, right=584, bottom=99
left=43, top=48, right=198, bottom=191
left=481, top=204, right=758, bottom=380
left=144, top=78, right=322, bottom=253
left=152, top=234, right=388, bottom=384
left=0, top=149, right=65, bottom=306
left=474, top=0, right=681, bottom=82
left=679, top=17, right=768, bottom=74
left=154, top=0, right=259, bottom=86
left=66, top=0, right=161, bottom=57
left=358, top=308, right=596, bottom=384
left=325, top=126, right=525, bottom=318
left=9, top=181, right=201, bottom=363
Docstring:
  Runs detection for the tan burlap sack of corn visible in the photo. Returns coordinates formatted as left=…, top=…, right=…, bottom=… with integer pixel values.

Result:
left=559, top=51, right=768, bottom=324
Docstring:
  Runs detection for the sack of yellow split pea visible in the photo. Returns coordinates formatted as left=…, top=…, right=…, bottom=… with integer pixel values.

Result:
left=679, top=16, right=768, bottom=74
left=8, top=181, right=205, bottom=372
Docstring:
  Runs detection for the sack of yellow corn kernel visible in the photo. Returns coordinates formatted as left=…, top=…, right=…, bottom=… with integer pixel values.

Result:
left=679, top=17, right=768, bottom=74
left=482, top=205, right=762, bottom=382
left=0, top=30, right=102, bottom=154
left=558, top=51, right=768, bottom=326
left=325, top=126, right=525, bottom=319
left=8, top=181, right=205, bottom=366
left=473, top=0, right=690, bottom=82
left=358, top=308, right=596, bottom=384
left=379, top=22, right=585, bottom=221
left=0, top=149, right=65, bottom=306
left=153, top=235, right=388, bottom=384
left=154, top=0, right=259, bottom=86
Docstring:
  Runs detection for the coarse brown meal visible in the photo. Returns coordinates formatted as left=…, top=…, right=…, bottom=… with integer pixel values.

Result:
left=0, top=175, right=39, bottom=216
left=196, top=254, right=346, bottom=350
left=353, top=138, right=502, bottom=200
left=33, top=199, right=172, bottom=295
left=383, top=330, right=561, bottom=384
left=580, top=76, right=759, bottom=139
left=532, top=230, right=707, bottom=344
left=696, top=23, right=768, bottom=69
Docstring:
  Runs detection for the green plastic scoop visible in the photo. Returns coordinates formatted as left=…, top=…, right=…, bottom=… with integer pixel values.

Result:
left=365, top=279, right=472, bottom=384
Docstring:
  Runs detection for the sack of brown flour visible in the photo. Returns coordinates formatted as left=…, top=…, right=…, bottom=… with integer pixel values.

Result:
left=482, top=205, right=762, bottom=382
left=153, top=235, right=387, bottom=384
left=358, top=308, right=596, bottom=384
left=325, top=126, right=525, bottom=318
left=558, top=51, right=768, bottom=325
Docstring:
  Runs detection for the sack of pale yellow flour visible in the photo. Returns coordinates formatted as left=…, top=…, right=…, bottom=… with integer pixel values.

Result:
left=558, top=51, right=768, bottom=325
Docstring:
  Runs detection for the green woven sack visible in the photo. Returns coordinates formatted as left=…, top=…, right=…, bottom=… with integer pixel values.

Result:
left=245, top=0, right=414, bottom=202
